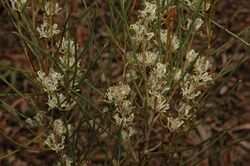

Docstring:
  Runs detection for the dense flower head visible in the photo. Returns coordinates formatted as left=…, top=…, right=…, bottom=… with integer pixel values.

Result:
left=48, top=93, right=69, bottom=110
left=37, top=70, right=62, bottom=93
left=167, top=117, right=184, bottom=132
left=44, top=133, right=65, bottom=153
left=44, top=1, right=62, bottom=16
left=37, top=20, right=60, bottom=38
left=53, top=119, right=66, bottom=136
left=137, top=51, right=158, bottom=67
left=58, top=37, right=79, bottom=56
left=160, top=30, right=180, bottom=51
left=106, top=82, right=131, bottom=104
left=187, top=18, right=204, bottom=31
left=139, top=1, right=157, bottom=23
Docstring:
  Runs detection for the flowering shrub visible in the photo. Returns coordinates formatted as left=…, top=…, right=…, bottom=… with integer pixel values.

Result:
left=105, top=0, right=213, bottom=141
left=1, top=0, right=248, bottom=165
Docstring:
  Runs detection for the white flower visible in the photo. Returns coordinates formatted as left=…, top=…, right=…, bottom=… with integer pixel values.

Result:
left=62, top=154, right=73, bottom=166
left=181, top=80, right=201, bottom=100
left=44, top=1, right=61, bottom=16
left=37, top=20, right=60, bottom=38
left=187, top=18, right=204, bottom=31
left=44, top=133, right=65, bottom=153
left=53, top=119, right=66, bottom=136
left=185, top=0, right=211, bottom=11
left=193, top=57, right=213, bottom=86
left=154, top=63, right=167, bottom=78
left=160, top=30, right=179, bottom=51
left=194, top=57, right=211, bottom=74
left=26, top=118, right=35, bottom=127
left=59, top=55, right=80, bottom=70
left=113, top=112, right=134, bottom=127
left=193, top=72, right=213, bottom=86
left=121, top=100, right=134, bottom=112
left=37, top=70, right=62, bottom=93
left=121, top=127, right=136, bottom=140
left=26, top=111, right=44, bottom=127
left=106, top=83, right=131, bottom=104
left=148, top=92, right=169, bottom=114
left=125, top=69, right=138, bottom=82
left=47, top=94, right=58, bottom=110
left=34, top=111, right=44, bottom=125
left=58, top=37, right=79, bottom=55
left=139, top=2, right=157, bottom=23
left=130, top=21, right=154, bottom=44
left=177, top=102, right=192, bottom=118
left=186, top=49, right=198, bottom=63
left=167, top=117, right=184, bottom=132
left=137, top=51, right=158, bottom=67
left=48, top=93, right=69, bottom=110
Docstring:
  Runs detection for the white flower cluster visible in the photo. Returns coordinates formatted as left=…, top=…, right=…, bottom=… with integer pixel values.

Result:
left=36, top=1, right=81, bottom=111
left=128, top=1, right=175, bottom=118
left=44, top=119, right=66, bottom=153
left=185, top=0, right=211, bottom=11
left=37, top=70, right=69, bottom=110
left=181, top=49, right=213, bottom=101
left=25, top=111, right=44, bottom=127
left=57, top=37, right=82, bottom=85
left=37, top=20, right=60, bottom=38
left=147, top=63, right=170, bottom=115
left=36, top=2, right=61, bottom=38
left=62, top=154, right=73, bottom=166
left=187, top=18, right=204, bottom=31
left=105, top=1, right=214, bottom=134
left=166, top=49, right=213, bottom=131
left=44, top=1, right=61, bottom=16
left=106, top=82, right=136, bottom=140
left=37, top=70, right=62, bottom=93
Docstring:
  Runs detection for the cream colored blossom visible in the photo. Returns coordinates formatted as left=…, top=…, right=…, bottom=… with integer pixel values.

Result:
left=187, top=18, right=204, bottom=31
left=160, top=30, right=179, bottom=51
left=58, top=37, right=79, bottom=56
left=167, top=117, right=184, bottom=132
left=125, top=69, right=138, bottom=82
left=181, top=79, right=201, bottom=100
left=106, top=83, right=131, bottom=104
left=59, top=55, right=80, bottom=71
left=139, top=2, right=157, bottom=23
left=185, top=0, right=211, bottom=11
left=154, top=63, right=167, bottom=78
left=44, top=1, right=61, bottom=16
left=193, top=57, right=213, bottom=85
left=37, top=70, right=62, bottom=93
left=44, top=133, right=65, bottom=153
left=186, top=49, right=199, bottom=63
left=53, top=119, right=66, bottom=136
left=130, top=21, right=154, bottom=44
left=48, top=93, right=69, bottom=110
left=121, top=127, right=136, bottom=140
left=37, top=20, right=60, bottom=38
left=147, top=92, right=169, bottom=114
left=177, top=102, right=192, bottom=119
left=62, top=154, right=73, bottom=166
left=137, top=51, right=158, bottom=67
